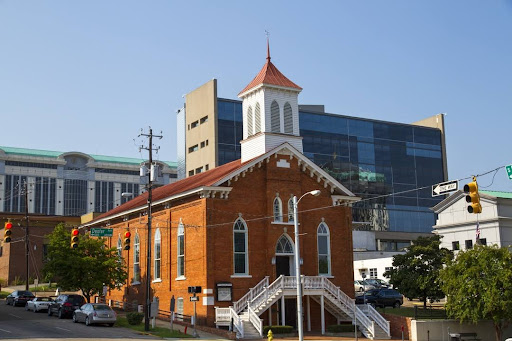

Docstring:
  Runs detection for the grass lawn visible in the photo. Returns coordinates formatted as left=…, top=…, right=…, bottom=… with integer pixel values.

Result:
left=0, top=291, right=9, bottom=299
left=31, top=284, right=57, bottom=292
left=377, top=306, right=447, bottom=319
left=115, top=317, right=192, bottom=338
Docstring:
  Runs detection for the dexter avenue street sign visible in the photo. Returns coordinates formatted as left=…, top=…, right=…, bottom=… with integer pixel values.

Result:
left=90, top=228, right=113, bottom=237
left=432, top=180, right=458, bottom=197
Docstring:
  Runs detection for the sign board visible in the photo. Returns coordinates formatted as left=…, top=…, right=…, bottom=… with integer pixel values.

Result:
left=190, top=296, right=199, bottom=302
left=150, top=299, right=159, bottom=318
left=507, top=165, right=512, bottom=180
left=90, top=228, right=113, bottom=237
left=432, top=180, right=458, bottom=197
left=170, top=295, right=175, bottom=312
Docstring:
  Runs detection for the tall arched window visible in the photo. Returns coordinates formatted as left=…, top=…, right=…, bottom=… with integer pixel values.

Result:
left=288, top=197, right=294, bottom=222
left=273, top=196, right=283, bottom=222
left=254, top=102, right=261, bottom=133
left=177, top=221, right=185, bottom=278
left=233, top=218, right=248, bottom=275
left=134, top=233, right=140, bottom=282
left=247, top=106, right=254, bottom=137
left=317, top=222, right=331, bottom=275
left=271, top=101, right=280, bottom=133
left=284, top=102, right=293, bottom=134
left=117, top=237, right=122, bottom=258
left=154, top=228, right=161, bottom=280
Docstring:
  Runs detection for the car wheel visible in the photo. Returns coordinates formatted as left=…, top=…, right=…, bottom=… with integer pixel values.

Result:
left=25, top=304, right=29, bottom=311
left=58, top=309, right=64, bottom=319
left=359, top=288, right=364, bottom=292
left=393, top=301, right=401, bottom=308
left=72, top=313, right=77, bottom=323
left=34, top=307, right=38, bottom=313
left=85, top=317, right=90, bottom=326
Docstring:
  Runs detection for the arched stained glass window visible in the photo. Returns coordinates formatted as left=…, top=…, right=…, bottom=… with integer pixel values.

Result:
left=273, top=196, right=283, bottom=222
left=288, top=197, right=294, bottom=222
left=317, top=222, right=331, bottom=275
left=233, top=218, right=248, bottom=275
left=177, top=221, right=185, bottom=278
left=276, top=235, right=294, bottom=254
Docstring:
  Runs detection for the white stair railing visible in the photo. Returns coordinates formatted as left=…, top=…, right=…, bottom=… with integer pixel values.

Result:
left=249, top=275, right=284, bottom=311
left=230, top=306, right=244, bottom=338
left=214, top=306, right=244, bottom=338
left=366, top=303, right=390, bottom=336
left=248, top=306, right=263, bottom=337
left=233, top=276, right=269, bottom=313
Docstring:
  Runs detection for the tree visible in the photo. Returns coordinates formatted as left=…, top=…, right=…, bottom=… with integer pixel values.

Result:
left=440, top=245, right=512, bottom=341
left=43, top=223, right=128, bottom=303
left=384, top=235, right=452, bottom=308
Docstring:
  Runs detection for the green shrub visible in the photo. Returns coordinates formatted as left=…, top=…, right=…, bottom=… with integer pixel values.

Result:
left=327, top=324, right=355, bottom=333
left=126, top=312, right=144, bottom=325
left=263, top=325, right=294, bottom=335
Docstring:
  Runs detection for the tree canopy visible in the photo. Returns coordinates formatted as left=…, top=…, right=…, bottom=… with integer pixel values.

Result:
left=440, top=245, right=512, bottom=341
left=384, top=235, right=452, bottom=308
left=43, top=223, right=128, bottom=302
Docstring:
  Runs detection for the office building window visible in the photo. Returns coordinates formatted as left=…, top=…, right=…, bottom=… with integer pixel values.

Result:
left=465, top=240, right=473, bottom=250
left=195, top=167, right=203, bottom=174
left=95, top=181, right=114, bottom=213
left=154, top=228, right=161, bottom=280
left=188, top=145, right=198, bottom=153
left=64, top=179, right=88, bottom=216
left=4, top=175, right=27, bottom=213
left=34, top=177, right=56, bottom=215
left=188, top=170, right=194, bottom=177
left=479, top=238, right=487, bottom=246
left=369, top=268, right=378, bottom=278
left=200, top=116, right=208, bottom=124
left=177, top=221, right=185, bottom=278
left=452, top=241, right=460, bottom=251
left=317, top=222, right=331, bottom=275
left=121, top=183, right=140, bottom=204
left=191, top=120, right=199, bottom=129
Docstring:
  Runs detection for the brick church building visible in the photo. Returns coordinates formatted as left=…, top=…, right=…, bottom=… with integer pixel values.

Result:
left=83, top=46, right=390, bottom=339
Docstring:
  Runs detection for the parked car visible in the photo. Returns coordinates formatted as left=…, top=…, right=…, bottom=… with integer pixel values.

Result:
left=355, top=288, right=403, bottom=308
left=365, top=278, right=391, bottom=289
left=6, top=291, right=35, bottom=307
left=25, top=297, right=53, bottom=312
left=354, top=280, right=377, bottom=292
left=48, top=294, right=86, bottom=318
left=72, top=303, right=116, bottom=326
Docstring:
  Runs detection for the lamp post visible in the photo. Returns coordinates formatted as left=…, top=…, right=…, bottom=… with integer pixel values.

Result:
left=293, top=189, right=321, bottom=341
left=362, top=273, right=367, bottom=306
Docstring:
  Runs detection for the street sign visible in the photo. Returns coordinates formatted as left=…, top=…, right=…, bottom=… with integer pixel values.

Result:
left=90, top=228, right=113, bottom=237
left=432, top=180, right=458, bottom=197
left=507, top=165, right=512, bottom=180
left=190, top=296, right=199, bottom=302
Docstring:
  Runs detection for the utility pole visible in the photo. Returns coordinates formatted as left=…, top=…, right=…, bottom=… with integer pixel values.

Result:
left=139, top=127, right=162, bottom=332
left=24, top=181, right=29, bottom=291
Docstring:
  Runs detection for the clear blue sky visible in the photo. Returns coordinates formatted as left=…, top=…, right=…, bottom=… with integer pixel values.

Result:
left=1, top=1, right=511, bottom=191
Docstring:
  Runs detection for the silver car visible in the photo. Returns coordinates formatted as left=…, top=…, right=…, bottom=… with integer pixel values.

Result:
left=25, top=297, right=53, bottom=312
left=72, top=303, right=117, bottom=326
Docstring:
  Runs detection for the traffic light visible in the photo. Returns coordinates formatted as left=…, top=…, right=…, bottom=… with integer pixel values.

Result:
left=464, top=176, right=482, bottom=214
left=70, top=228, right=79, bottom=248
left=4, top=221, right=13, bottom=243
left=123, top=230, right=131, bottom=250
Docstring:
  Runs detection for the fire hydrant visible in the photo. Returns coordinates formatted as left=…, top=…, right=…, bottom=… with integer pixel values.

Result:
left=267, top=329, right=273, bottom=341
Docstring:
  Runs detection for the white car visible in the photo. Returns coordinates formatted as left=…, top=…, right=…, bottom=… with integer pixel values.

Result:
left=25, top=297, right=53, bottom=312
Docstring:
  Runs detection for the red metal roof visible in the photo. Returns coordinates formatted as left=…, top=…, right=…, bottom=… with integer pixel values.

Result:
left=92, top=159, right=245, bottom=222
left=238, top=58, right=302, bottom=96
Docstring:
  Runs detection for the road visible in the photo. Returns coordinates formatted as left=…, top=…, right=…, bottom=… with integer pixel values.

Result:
left=0, top=299, right=159, bottom=340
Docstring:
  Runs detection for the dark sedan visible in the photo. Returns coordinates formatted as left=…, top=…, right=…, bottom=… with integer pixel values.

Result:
left=355, top=288, right=403, bottom=308
left=6, top=291, right=35, bottom=307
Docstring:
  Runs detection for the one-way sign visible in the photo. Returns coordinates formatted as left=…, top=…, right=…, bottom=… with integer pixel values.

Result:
left=432, top=180, right=458, bottom=197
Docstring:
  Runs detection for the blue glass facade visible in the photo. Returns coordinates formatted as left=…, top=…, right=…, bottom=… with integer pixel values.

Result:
left=216, top=98, right=445, bottom=233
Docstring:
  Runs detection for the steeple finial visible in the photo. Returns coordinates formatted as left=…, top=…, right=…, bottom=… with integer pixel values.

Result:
left=265, top=30, right=270, bottom=61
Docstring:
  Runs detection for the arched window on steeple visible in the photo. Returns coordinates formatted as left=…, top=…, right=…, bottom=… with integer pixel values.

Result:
left=247, top=106, right=253, bottom=137
left=254, top=103, right=261, bottom=134
left=271, top=101, right=280, bottom=133
left=284, top=102, right=293, bottom=134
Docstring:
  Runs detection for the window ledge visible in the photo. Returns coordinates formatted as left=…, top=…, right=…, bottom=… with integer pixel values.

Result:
left=230, top=275, right=252, bottom=278
left=175, top=276, right=187, bottom=281
left=152, top=279, right=162, bottom=283
left=319, top=275, right=334, bottom=279
left=131, top=281, right=141, bottom=285
left=271, top=222, right=297, bottom=226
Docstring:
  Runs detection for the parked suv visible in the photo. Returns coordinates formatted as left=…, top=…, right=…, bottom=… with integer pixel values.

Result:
left=48, top=294, right=86, bottom=318
left=6, top=290, right=35, bottom=307
left=355, top=288, right=403, bottom=308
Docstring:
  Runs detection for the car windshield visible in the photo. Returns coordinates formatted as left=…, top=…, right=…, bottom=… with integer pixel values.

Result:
left=92, top=305, right=111, bottom=311
left=68, top=296, right=84, bottom=304
left=19, top=291, right=34, bottom=296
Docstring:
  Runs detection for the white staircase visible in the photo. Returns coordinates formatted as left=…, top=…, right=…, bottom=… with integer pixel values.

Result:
left=215, top=275, right=390, bottom=340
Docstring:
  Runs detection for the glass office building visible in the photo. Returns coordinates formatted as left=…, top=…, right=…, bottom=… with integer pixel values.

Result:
left=214, top=98, right=445, bottom=234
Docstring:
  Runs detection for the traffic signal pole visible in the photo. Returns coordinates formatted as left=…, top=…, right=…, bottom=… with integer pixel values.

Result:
left=24, top=181, right=29, bottom=291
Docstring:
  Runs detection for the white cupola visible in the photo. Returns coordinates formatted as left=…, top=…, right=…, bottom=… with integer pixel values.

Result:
left=238, top=42, right=303, bottom=162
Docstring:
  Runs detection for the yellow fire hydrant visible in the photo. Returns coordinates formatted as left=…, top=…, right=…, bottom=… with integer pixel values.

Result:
left=267, top=329, right=273, bottom=341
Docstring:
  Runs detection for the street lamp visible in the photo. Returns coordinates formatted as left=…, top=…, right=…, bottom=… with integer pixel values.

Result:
left=362, top=273, right=367, bottom=305
left=293, top=189, right=321, bottom=341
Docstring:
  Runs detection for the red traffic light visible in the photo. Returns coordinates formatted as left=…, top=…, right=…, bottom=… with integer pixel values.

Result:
left=5, top=222, right=12, bottom=229
left=72, top=229, right=79, bottom=236
left=124, top=231, right=131, bottom=238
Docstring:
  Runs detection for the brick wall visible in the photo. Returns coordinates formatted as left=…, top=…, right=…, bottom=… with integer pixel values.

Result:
left=381, top=313, right=412, bottom=339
